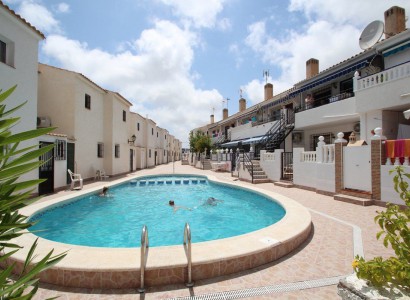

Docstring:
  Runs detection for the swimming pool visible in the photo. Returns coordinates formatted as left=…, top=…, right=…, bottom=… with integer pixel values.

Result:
left=12, top=171, right=311, bottom=289
left=29, top=175, right=286, bottom=247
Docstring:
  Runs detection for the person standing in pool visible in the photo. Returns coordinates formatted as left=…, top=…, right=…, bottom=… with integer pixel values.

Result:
left=99, top=186, right=109, bottom=197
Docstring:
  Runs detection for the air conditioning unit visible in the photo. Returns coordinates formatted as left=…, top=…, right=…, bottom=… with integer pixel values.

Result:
left=37, top=116, right=51, bottom=128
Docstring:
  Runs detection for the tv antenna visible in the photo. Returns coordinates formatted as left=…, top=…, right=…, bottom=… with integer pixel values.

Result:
left=222, top=97, right=230, bottom=109
left=239, top=89, right=243, bottom=98
left=263, top=70, right=269, bottom=84
left=211, top=107, right=215, bottom=115
left=359, top=20, right=384, bottom=50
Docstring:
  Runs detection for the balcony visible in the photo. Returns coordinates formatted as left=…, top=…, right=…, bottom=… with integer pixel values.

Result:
left=354, top=60, right=410, bottom=113
left=354, top=60, right=410, bottom=92
left=295, top=94, right=357, bottom=129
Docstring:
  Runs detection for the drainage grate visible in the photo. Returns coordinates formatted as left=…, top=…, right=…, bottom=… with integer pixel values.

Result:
left=166, top=275, right=347, bottom=300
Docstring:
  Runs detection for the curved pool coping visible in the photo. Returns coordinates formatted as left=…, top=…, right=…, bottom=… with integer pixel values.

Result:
left=9, top=173, right=312, bottom=289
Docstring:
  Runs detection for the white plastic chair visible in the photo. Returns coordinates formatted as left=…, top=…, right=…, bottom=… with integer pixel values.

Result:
left=68, top=169, right=83, bottom=190
left=95, top=169, right=109, bottom=181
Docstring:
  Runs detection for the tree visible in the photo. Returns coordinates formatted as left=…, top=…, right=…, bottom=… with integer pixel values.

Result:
left=353, top=166, right=409, bottom=292
left=0, top=86, right=66, bottom=299
left=189, top=130, right=212, bottom=153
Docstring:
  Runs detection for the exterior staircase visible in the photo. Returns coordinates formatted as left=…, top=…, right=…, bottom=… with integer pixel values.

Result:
left=259, top=110, right=295, bottom=153
left=202, top=159, right=212, bottom=170
left=245, top=160, right=270, bottom=184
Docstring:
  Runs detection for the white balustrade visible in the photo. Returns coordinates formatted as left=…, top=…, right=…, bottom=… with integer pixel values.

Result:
left=301, top=151, right=316, bottom=162
left=354, top=61, right=410, bottom=92
left=323, top=145, right=335, bottom=163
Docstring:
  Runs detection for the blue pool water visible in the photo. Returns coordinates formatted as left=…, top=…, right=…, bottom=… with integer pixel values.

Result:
left=29, top=175, right=286, bottom=248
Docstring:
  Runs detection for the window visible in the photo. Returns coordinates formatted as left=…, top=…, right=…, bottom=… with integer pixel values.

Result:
left=310, top=133, right=332, bottom=151
left=137, top=123, right=140, bottom=131
left=152, top=128, right=154, bottom=135
left=165, top=135, right=167, bottom=140
left=54, top=140, right=66, bottom=160
left=164, top=150, right=166, bottom=156
left=0, top=40, right=6, bottom=64
left=123, top=110, right=126, bottom=122
left=157, top=132, right=158, bottom=138
left=97, top=143, right=104, bottom=158
left=85, top=94, right=91, bottom=109
left=115, top=144, right=120, bottom=158
left=149, top=149, right=151, bottom=158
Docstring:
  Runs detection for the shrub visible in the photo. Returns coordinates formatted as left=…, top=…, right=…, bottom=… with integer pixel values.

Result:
left=0, top=86, right=66, bottom=299
left=353, top=166, right=410, bottom=291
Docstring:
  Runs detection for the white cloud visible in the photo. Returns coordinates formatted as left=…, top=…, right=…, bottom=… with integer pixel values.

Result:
left=159, top=0, right=225, bottom=29
left=217, top=18, right=232, bottom=31
left=289, top=0, right=410, bottom=28
left=241, top=79, right=264, bottom=105
left=243, top=0, right=410, bottom=95
left=55, top=2, right=70, bottom=13
left=42, top=19, right=223, bottom=142
left=17, top=0, right=62, bottom=34
left=229, top=44, right=243, bottom=69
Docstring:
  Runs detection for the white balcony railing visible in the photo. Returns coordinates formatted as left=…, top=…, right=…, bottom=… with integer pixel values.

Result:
left=301, top=151, right=316, bottom=162
left=354, top=61, right=410, bottom=92
left=300, top=144, right=335, bottom=164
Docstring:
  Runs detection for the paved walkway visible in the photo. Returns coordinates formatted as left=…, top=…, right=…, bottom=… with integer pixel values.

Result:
left=32, top=162, right=395, bottom=299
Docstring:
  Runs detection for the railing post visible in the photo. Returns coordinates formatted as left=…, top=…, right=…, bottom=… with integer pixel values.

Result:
left=138, top=225, right=149, bottom=293
left=184, top=223, right=194, bottom=287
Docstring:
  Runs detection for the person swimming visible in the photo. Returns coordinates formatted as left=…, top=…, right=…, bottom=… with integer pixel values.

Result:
left=204, top=197, right=223, bottom=206
left=169, top=200, right=192, bottom=212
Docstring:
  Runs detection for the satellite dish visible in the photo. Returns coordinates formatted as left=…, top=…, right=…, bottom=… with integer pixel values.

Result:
left=359, top=20, right=384, bottom=50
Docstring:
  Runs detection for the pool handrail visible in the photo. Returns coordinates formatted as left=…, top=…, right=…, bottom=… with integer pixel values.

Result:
left=138, top=225, right=149, bottom=293
left=183, top=222, right=194, bottom=287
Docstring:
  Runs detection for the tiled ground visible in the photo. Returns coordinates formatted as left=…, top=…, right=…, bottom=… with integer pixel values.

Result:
left=31, top=163, right=395, bottom=299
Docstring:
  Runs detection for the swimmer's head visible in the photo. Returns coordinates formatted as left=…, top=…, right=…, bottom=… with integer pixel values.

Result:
left=169, top=200, right=175, bottom=206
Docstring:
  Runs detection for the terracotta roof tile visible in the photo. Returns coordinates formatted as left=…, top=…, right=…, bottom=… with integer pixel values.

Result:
left=0, top=0, right=45, bottom=39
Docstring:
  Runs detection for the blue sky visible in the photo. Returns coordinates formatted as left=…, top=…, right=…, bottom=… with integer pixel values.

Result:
left=4, top=0, right=410, bottom=146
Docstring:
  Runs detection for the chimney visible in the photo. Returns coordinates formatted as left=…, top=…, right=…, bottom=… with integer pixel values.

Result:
left=210, top=114, right=214, bottom=124
left=239, top=98, right=246, bottom=112
left=306, top=58, right=319, bottom=79
left=223, top=108, right=228, bottom=120
left=384, top=6, right=406, bottom=38
left=264, top=83, right=273, bottom=101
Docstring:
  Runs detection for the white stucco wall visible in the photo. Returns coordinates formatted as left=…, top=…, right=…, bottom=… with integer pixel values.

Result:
left=381, top=165, right=410, bottom=205
left=293, top=148, right=335, bottom=193
left=295, top=97, right=358, bottom=129
left=104, top=92, right=132, bottom=175
left=1, top=7, right=43, bottom=188
left=259, top=150, right=282, bottom=181
left=229, top=121, right=277, bottom=140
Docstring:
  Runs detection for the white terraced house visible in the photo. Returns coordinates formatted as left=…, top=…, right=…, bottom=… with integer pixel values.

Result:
left=191, top=5, right=410, bottom=206
left=0, top=1, right=56, bottom=195
left=37, top=63, right=181, bottom=194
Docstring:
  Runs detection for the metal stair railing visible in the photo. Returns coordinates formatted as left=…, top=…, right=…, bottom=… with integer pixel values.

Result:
left=242, top=151, right=254, bottom=183
left=138, top=225, right=149, bottom=293
left=184, top=223, right=194, bottom=287
left=259, top=109, right=295, bottom=152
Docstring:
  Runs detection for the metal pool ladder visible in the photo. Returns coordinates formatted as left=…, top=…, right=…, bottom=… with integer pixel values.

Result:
left=138, top=225, right=149, bottom=293
left=184, top=222, right=194, bottom=287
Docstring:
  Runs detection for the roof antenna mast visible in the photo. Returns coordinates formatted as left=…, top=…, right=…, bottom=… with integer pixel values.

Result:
left=263, top=70, right=270, bottom=84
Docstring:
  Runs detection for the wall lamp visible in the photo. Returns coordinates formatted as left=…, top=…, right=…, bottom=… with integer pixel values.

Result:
left=128, top=134, right=136, bottom=145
